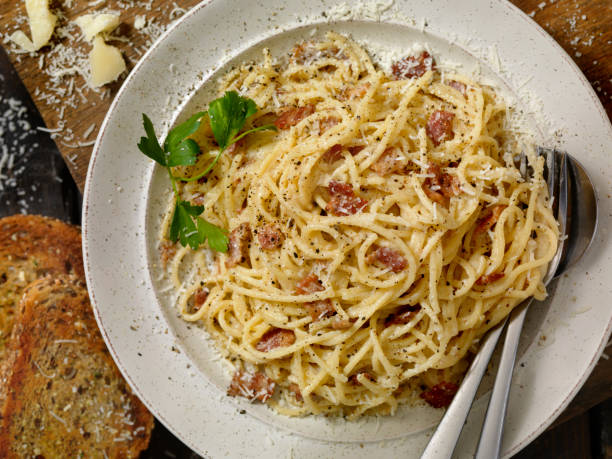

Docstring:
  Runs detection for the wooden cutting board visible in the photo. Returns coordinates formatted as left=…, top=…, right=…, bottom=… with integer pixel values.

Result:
left=0, top=0, right=205, bottom=188
left=1, top=0, right=610, bottom=442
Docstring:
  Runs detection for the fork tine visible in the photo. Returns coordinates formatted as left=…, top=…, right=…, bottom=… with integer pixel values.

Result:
left=547, top=150, right=570, bottom=281
left=539, top=147, right=557, bottom=212
left=557, top=151, right=569, bottom=230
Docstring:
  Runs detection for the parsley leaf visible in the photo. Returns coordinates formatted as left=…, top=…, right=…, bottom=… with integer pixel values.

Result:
left=208, top=91, right=258, bottom=150
left=166, top=138, right=200, bottom=167
left=164, top=111, right=207, bottom=167
left=138, top=114, right=165, bottom=166
left=164, top=111, right=207, bottom=151
left=169, top=200, right=204, bottom=249
left=169, top=200, right=229, bottom=252
left=197, top=218, right=229, bottom=253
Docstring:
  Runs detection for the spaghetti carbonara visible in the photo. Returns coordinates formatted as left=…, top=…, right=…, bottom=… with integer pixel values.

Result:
left=160, top=33, right=558, bottom=417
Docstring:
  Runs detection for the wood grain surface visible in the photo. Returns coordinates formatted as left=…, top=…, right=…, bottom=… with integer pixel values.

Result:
left=1, top=0, right=610, bottom=441
left=0, top=0, right=204, bottom=188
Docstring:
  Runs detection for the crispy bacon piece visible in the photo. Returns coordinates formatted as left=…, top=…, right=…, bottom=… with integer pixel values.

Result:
left=475, top=272, right=505, bottom=285
left=426, top=110, right=455, bottom=146
left=255, top=328, right=296, bottom=352
left=226, top=137, right=246, bottom=156
left=349, top=371, right=374, bottom=386
left=384, top=305, right=421, bottom=326
left=226, top=223, right=252, bottom=268
left=274, top=104, right=316, bottom=130
left=257, top=224, right=283, bottom=250
left=422, top=163, right=461, bottom=208
left=159, top=240, right=177, bottom=268
left=319, top=116, right=340, bottom=134
left=368, top=246, right=408, bottom=273
left=290, top=42, right=344, bottom=65
left=342, top=82, right=371, bottom=100
left=227, top=370, right=275, bottom=402
left=440, top=171, right=461, bottom=197
left=295, top=273, right=325, bottom=294
left=295, top=274, right=334, bottom=322
left=288, top=383, right=303, bottom=401
left=290, top=41, right=315, bottom=64
left=191, top=192, right=206, bottom=205
left=420, top=381, right=459, bottom=408
left=391, top=51, right=436, bottom=79
left=187, top=288, right=209, bottom=313
left=422, top=184, right=449, bottom=208
left=323, top=144, right=365, bottom=163
left=331, top=317, right=355, bottom=330
left=447, top=80, right=467, bottom=95
left=323, top=144, right=344, bottom=163
left=304, top=299, right=335, bottom=321
left=474, top=205, right=507, bottom=235
left=325, top=180, right=368, bottom=216
left=370, top=148, right=406, bottom=176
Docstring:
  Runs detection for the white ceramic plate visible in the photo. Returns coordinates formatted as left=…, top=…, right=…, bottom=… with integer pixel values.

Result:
left=83, top=0, right=612, bottom=457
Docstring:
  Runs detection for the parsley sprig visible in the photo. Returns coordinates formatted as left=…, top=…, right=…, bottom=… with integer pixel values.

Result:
left=138, top=91, right=276, bottom=252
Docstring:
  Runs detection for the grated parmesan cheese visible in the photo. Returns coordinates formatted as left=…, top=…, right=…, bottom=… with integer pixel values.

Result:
left=328, top=0, right=394, bottom=21
left=48, top=410, right=70, bottom=430
left=83, top=122, right=96, bottom=139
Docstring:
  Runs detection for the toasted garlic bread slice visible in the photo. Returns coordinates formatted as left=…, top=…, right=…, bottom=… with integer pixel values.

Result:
left=0, top=276, right=153, bottom=458
left=0, top=215, right=84, bottom=360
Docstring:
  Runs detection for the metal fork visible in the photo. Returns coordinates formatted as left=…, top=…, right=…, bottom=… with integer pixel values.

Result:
left=420, top=148, right=569, bottom=459
left=474, top=149, right=569, bottom=458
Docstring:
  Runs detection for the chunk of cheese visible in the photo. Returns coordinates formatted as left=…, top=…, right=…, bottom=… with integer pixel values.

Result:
left=89, top=36, right=126, bottom=88
left=9, top=0, right=57, bottom=52
left=9, top=31, right=37, bottom=53
left=74, top=13, right=120, bottom=43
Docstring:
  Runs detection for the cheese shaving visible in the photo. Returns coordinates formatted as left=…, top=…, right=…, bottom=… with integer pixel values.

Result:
left=74, top=12, right=120, bottom=43
left=9, top=0, right=58, bottom=52
left=89, top=35, right=126, bottom=88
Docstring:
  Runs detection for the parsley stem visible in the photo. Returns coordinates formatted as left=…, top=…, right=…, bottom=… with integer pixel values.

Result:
left=167, top=167, right=179, bottom=197
left=231, top=124, right=277, bottom=144
left=178, top=150, right=223, bottom=183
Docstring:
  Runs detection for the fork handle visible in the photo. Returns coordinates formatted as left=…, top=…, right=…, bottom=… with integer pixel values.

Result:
left=420, top=319, right=506, bottom=459
left=475, top=301, right=531, bottom=459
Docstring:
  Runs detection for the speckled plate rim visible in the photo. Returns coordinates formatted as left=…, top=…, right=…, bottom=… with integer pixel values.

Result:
left=82, top=0, right=612, bottom=457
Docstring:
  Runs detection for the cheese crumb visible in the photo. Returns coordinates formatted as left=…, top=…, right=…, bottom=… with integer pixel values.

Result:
left=9, top=0, right=57, bottom=52
left=74, top=13, right=120, bottom=43
left=134, top=15, right=146, bottom=30
left=9, top=31, right=37, bottom=53
left=89, top=36, right=126, bottom=88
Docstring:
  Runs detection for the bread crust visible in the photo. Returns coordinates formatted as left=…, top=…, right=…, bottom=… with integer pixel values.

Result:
left=0, top=215, right=84, bottom=361
left=0, top=275, right=154, bottom=458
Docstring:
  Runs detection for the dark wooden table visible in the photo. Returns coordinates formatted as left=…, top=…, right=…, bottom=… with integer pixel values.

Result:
left=1, top=0, right=610, bottom=456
